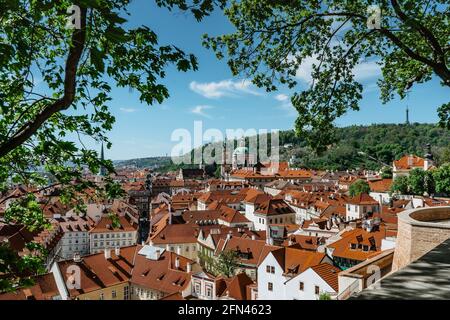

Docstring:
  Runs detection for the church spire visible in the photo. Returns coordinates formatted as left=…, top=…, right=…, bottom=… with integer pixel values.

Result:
left=100, top=142, right=106, bottom=176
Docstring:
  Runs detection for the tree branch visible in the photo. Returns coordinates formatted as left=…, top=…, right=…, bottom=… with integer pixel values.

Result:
left=390, top=0, right=445, bottom=61
left=0, top=8, right=88, bottom=157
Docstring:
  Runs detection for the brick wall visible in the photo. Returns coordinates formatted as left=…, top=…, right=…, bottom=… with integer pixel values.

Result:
left=392, top=207, right=450, bottom=271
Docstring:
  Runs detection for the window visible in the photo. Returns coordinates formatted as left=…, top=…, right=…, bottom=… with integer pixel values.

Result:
left=94, top=235, right=98, bottom=239
left=266, top=265, right=271, bottom=273
left=106, top=234, right=110, bottom=239
left=268, top=282, right=273, bottom=291
left=112, top=290, right=117, bottom=298
left=206, top=284, right=213, bottom=298
left=99, top=293, right=104, bottom=300
left=270, top=266, right=275, bottom=274
left=315, top=286, right=320, bottom=295
left=194, top=282, right=201, bottom=295
left=299, top=282, right=304, bottom=291
left=124, top=286, right=129, bottom=300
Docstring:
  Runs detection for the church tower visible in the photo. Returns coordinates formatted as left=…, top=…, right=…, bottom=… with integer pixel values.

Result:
left=99, top=142, right=107, bottom=176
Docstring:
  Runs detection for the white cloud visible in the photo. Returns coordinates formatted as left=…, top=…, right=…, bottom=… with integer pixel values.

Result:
left=120, top=107, right=137, bottom=113
left=353, top=60, right=382, bottom=81
left=189, top=79, right=261, bottom=99
left=295, top=56, right=320, bottom=84
left=190, top=105, right=214, bottom=118
left=275, top=94, right=289, bottom=102
left=295, top=54, right=382, bottom=84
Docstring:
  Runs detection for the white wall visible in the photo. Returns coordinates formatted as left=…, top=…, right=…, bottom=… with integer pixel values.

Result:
left=60, top=231, right=90, bottom=259
left=370, top=192, right=391, bottom=205
left=257, top=253, right=286, bottom=300
left=284, top=268, right=337, bottom=300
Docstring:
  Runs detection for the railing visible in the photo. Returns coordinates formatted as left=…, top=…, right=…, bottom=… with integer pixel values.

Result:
left=336, top=279, right=360, bottom=300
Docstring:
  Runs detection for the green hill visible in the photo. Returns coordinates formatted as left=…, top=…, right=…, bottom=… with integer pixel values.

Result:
left=118, top=123, right=450, bottom=172
left=281, top=123, right=450, bottom=170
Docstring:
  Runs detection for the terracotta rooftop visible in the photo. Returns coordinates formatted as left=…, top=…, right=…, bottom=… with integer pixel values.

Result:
left=347, top=193, right=379, bottom=205
left=268, top=247, right=327, bottom=276
left=310, top=263, right=340, bottom=292
left=394, top=155, right=425, bottom=170
left=254, top=199, right=295, bottom=216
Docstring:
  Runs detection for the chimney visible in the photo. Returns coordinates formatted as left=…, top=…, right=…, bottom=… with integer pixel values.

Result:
left=73, top=253, right=82, bottom=263
left=175, top=257, right=180, bottom=269
left=407, top=155, right=413, bottom=166
left=251, top=234, right=256, bottom=240
left=187, top=262, right=192, bottom=273
left=156, top=250, right=161, bottom=260
left=115, top=247, right=120, bottom=256
left=104, top=248, right=111, bottom=260
left=266, top=226, right=273, bottom=245
left=176, top=246, right=181, bottom=255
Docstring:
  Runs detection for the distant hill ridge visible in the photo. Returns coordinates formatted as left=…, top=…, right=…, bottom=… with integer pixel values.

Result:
left=115, top=123, right=450, bottom=171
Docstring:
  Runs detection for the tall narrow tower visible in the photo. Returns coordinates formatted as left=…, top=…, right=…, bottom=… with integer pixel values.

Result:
left=406, top=106, right=410, bottom=125
left=100, top=142, right=107, bottom=176
left=405, top=91, right=410, bottom=125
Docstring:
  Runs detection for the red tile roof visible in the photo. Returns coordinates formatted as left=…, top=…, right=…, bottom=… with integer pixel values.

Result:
left=347, top=193, right=378, bottom=205
left=310, top=263, right=340, bottom=292
left=254, top=199, right=295, bottom=216
left=268, top=247, right=327, bottom=276
left=131, top=248, right=194, bottom=295
left=368, top=179, right=393, bottom=193
left=394, top=155, right=425, bottom=170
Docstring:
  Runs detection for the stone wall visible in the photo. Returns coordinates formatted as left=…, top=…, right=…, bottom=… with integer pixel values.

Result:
left=392, top=206, right=450, bottom=271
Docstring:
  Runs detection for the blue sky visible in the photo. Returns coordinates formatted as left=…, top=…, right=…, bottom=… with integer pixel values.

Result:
left=68, top=1, right=450, bottom=160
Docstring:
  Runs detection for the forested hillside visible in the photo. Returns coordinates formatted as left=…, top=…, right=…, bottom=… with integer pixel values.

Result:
left=118, top=123, right=450, bottom=172
left=283, top=123, right=450, bottom=170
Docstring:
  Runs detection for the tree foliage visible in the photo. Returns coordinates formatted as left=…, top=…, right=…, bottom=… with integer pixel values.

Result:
left=390, top=167, right=450, bottom=196
left=349, top=179, right=371, bottom=197
left=204, top=0, right=450, bottom=151
left=433, top=163, right=450, bottom=194
left=0, top=0, right=221, bottom=292
left=214, top=250, right=239, bottom=278
left=391, top=175, right=410, bottom=195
